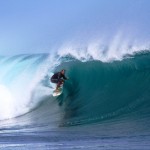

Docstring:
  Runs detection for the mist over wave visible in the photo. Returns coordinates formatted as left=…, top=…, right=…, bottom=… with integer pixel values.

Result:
left=57, top=31, right=150, bottom=62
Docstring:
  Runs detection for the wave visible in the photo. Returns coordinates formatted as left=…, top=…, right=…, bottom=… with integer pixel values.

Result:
left=58, top=51, right=150, bottom=126
left=0, top=49, right=150, bottom=129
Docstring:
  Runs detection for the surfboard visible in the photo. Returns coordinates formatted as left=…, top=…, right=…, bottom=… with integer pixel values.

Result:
left=52, top=86, right=63, bottom=97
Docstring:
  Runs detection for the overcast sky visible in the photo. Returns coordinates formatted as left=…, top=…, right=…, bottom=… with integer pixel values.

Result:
left=0, top=0, right=150, bottom=55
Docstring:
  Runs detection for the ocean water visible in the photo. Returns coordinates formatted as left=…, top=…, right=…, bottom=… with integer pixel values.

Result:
left=0, top=50, right=150, bottom=149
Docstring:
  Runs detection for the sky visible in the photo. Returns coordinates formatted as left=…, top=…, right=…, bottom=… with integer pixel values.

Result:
left=0, top=0, right=150, bottom=55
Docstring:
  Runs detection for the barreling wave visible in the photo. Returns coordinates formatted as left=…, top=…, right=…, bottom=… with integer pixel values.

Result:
left=0, top=50, right=150, bottom=128
left=58, top=51, right=150, bottom=126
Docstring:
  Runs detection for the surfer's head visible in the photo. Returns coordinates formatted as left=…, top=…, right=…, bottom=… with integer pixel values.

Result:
left=61, top=69, right=65, bottom=74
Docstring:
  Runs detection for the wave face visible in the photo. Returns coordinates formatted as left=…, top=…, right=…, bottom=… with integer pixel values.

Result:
left=58, top=52, right=150, bottom=126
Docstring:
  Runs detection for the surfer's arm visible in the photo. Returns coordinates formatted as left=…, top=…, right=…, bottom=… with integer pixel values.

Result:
left=62, top=74, right=68, bottom=80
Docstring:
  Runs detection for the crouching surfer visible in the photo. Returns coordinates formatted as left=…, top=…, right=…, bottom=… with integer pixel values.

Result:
left=51, top=69, right=68, bottom=92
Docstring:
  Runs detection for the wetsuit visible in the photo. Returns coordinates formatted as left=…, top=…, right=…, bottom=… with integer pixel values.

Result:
left=51, top=72, right=67, bottom=86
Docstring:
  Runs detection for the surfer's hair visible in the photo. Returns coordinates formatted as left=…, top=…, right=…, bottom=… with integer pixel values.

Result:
left=61, top=69, right=66, bottom=72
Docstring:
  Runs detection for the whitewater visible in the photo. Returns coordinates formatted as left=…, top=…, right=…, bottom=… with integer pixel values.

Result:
left=0, top=46, right=150, bottom=149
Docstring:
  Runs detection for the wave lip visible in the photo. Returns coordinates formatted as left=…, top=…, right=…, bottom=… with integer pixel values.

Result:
left=57, top=39, right=150, bottom=62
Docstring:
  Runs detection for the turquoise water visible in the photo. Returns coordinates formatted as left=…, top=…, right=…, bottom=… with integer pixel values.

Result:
left=0, top=52, right=150, bottom=149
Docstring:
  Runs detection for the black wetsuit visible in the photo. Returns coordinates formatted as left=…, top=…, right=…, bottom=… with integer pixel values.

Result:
left=51, top=72, right=67, bottom=84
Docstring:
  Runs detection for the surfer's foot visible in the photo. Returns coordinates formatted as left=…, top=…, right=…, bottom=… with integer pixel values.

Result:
left=55, top=89, right=59, bottom=92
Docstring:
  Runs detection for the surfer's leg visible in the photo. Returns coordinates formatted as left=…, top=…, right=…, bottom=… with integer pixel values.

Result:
left=56, top=84, right=59, bottom=90
left=56, top=79, right=64, bottom=90
left=51, top=79, right=58, bottom=84
left=51, top=79, right=60, bottom=91
left=60, top=79, right=64, bottom=85
left=56, top=80, right=61, bottom=90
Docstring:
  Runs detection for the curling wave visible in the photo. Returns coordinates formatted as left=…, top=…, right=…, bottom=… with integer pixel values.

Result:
left=0, top=50, right=150, bottom=129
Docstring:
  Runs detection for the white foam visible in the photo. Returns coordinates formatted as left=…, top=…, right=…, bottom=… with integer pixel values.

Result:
left=0, top=85, right=14, bottom=119
left=0, top=54, right=60, bottom=120
left=57, top=33, right=150, bottom=62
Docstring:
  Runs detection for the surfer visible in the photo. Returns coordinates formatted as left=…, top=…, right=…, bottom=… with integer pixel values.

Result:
left=51, top=69, right=68, bottom=91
